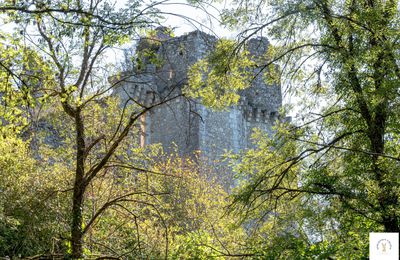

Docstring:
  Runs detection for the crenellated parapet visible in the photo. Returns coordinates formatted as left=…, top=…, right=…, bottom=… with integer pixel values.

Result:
left=115, top=27, right=282, bottom=111
left=112, top=28, right=287, bottom=172
left=238, top=96, right=280, bottom=123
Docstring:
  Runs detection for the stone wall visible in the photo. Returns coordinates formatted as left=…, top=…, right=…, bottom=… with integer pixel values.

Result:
left=147, top=96, right=200, bottom=156
left=114, top=28, right=283, bottom=169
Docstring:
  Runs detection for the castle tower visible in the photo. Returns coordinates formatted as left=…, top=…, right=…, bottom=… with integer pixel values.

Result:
left=114, top=29, right=282, bottom=166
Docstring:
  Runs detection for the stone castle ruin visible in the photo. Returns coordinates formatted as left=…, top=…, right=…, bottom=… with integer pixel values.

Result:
left=113, top=28, right=283, bottom=163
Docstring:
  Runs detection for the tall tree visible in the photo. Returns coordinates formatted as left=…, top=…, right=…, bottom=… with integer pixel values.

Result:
left=0, top=0, right=171, bottom=257
left=188, top=0, right=400, bottom=257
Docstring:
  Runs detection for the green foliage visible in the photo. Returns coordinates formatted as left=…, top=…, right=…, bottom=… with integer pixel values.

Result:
left=134, top=27, right=175, bottom=71
left=0, top=0, right=256, bottom=259
left=4, top=0, right=399, bottom=258
left=0, top=35, right=54, bottom=137
left=0, top=1, right=165, bottom=257
left=198, top=0, right=400, bottom=258
left=186, top=39, right=255, bottom=109
left=0, top=136, right=69, bottom=256
left=0, top=94, right=242, bottom=258
left=171, top=231, right=214, bottom=259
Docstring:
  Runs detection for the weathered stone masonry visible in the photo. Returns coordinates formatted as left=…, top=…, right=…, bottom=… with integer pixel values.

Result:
left=114, top=29, right=283, bottom=164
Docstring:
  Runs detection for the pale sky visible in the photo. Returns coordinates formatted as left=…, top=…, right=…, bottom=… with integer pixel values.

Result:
left=156, top=0, right=235, bottom=38
left=115, top=0, right=235, bottom=38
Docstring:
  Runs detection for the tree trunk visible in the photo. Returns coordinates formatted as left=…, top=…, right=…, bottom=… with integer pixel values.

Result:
left=71, top=182, right=84, bottom=258
left=369, top=110, right=400, bottom=233
left=71, top=109, right=86, bottom=259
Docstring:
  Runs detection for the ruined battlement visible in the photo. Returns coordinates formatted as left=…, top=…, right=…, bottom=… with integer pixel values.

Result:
left=114, top=79, right=281, bottom=123
left=114, top=28, right=283, bottom=169
left=115, top=28, right=282, bottom=118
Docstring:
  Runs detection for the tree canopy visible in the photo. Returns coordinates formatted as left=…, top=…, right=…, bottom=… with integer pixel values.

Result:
left=186, top=0, right=400, bottom=258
